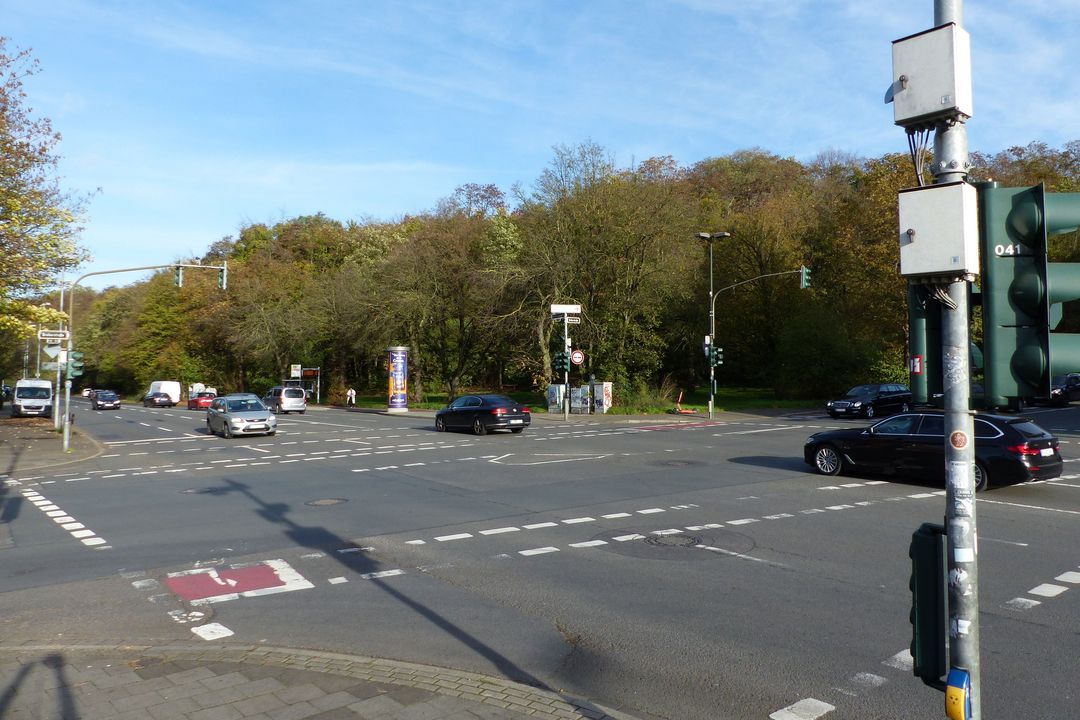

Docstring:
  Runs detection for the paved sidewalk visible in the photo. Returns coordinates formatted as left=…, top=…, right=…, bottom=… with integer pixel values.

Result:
left=1, top=644, right=641, bottom=720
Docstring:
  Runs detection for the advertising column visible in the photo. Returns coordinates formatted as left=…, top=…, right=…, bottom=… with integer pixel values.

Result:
left=387, top=346, right=408, bottom=413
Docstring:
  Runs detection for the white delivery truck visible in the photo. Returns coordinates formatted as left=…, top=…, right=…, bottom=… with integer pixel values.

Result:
left=11, top=378, right=54, bottom=418
left=148, top=380, right=182, bottom=406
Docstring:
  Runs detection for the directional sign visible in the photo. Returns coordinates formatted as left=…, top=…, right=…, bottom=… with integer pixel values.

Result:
left=550, top=303, right=581, bottom=315
left=42, top=344, right=61, bottom=359
left=38, top=329, right=69, bottom=340
left=42, top=362, right=59, bottom=371
left=565, top=317, right=581, bottom=324
left=571, top=349, right=585, bottom=365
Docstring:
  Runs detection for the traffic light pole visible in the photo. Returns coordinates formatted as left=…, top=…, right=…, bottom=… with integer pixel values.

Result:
left=60, top=262, right=227, bottom=452
left=562, top=314, right=570, bottom=421
left=933, top=0, right=982, bottom=715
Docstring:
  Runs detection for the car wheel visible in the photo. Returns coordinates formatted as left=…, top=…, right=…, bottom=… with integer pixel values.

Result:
left=435, top=416, right=446, bottom=432
left=813, top=444, right=843, bottom=476
left=223, top=424, right=233, bottom=439
left=267, top=430, right=276, bottom=436
left=300, top=409, right=306, bottom=415
left=472, top=417, right=487, bottom=436
left=827, top=411, right=838, bottom=419
left=511, top=427, right=524, bottom=434
left=864, top=405, right=875, bottom=419
left=974, top=462, right=989, bottom=492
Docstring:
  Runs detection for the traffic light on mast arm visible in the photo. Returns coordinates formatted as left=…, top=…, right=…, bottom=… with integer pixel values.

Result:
left=799, top=265, right=811, bottom=289
left=174, top=266, right=184, bottom=287
left=979, top=182, right=1080, bottom=408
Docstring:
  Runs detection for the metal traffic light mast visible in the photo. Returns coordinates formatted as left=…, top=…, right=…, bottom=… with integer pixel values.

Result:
left=889, top=0, right=982, bottom=716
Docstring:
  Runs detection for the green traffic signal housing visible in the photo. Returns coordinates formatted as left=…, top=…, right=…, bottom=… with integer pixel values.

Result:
left=553, top=351, right=570, bottom=374
left=979, top=182, right=1080, bottom=408
left=174, top=266, right=184, bottom=287
left=909, top=523, right=948, bottom=689
left=68, top=351, right=85, bottom=378
left=799, top=265, right=811, bottom=289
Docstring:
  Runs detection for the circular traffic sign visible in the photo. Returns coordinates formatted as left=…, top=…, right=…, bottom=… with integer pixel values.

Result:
left=570, top=349, right=585, bottom=365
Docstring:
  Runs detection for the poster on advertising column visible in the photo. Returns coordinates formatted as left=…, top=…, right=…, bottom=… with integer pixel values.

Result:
left=387, top=346, right=408, bottom=413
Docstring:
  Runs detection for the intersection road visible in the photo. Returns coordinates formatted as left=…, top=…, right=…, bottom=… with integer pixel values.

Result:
left=3, top=402, right=1080, bottom=719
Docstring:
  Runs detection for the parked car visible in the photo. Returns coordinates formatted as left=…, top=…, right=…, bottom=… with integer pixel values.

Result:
left=804, top=411, right=1062, bottom=491
left=81, top=388, right=94, bottom=398
left=826, top=383, right=912, bottom=419
left=1048, top=373, right=1080, bottom=406
left=187, top=391, right=217, bottom=410
left=206, top=393, right=277, bottom=438
left=91, top=390, right=121, bottom=410
left=262, top=386, right=307, bottom=414
left=142, top=391, right=173, bottom=407
left=435, top=394, right=531, bottom=435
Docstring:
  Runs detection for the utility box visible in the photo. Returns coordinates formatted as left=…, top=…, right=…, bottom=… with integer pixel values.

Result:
left=590, top=381, right=613, bottom=414
left=891, top=23, right=973, bottom=127
left=546, top=384, right=565, bottom=413
left=898, top=182, right=979, bottom=277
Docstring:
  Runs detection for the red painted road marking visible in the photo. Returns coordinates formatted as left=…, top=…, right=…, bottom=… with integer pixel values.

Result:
left=165, top=559, right=313, bottom=604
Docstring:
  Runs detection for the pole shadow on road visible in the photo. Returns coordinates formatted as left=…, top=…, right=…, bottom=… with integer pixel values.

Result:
left=205, top=477, right=609, bottom=715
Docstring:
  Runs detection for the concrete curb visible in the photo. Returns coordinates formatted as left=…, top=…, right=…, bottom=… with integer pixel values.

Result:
left=5, top=643, right=644, bottom=720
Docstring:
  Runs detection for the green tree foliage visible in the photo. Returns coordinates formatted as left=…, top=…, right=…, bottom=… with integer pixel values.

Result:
left=73, top=138, right=1080, bottom=403
left=0, top=39, right=88, bottom=373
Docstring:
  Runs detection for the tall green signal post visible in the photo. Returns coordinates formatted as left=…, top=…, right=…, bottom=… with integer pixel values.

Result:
left=979, top=182, right=1080, bottom=409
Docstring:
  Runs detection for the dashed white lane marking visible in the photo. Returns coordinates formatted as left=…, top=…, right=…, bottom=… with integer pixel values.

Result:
left=562, top=517, right=595, bottom=524
left=479, top=527, right=520, bottom=536
left=328, top=577, right=348, bottom=584
left=569, top=540, right=608, bottom=548
left=523, top=522, right=558, bottom=529
left=21, top=490, right=109, bottom=549
left=358, top=569, right=406, bottom=580
left=613, top=534, right=645, bottom=541
left=1006, top=597, right=1042, bottom=610
left=1056, top=571, right=1080, bottom=583
left=769, top=697, right=835, bottom=719
left=519, top=547, right=560, bottom=556
left=882, top=650, right=913, bottom=672
left=1029, top=583, right=1068, bottom=598
left=697, top=544, right=786, bottom=567
left=434, top=533, right=473, bottom=542
left=637, top=508, right=665, bottom=514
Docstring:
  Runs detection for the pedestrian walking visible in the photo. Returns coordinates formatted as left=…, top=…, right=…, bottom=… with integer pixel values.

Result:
left=346, top=387, right=356, bottom=406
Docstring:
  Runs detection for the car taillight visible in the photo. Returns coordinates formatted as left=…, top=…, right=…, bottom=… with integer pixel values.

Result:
left=1006, top=443, right=1042, bottom=456
left=521, top=407, right=531, bottom=413
left=492, top=407, right=507, bottom=415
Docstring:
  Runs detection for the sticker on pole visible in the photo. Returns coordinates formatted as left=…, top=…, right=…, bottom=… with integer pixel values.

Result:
left=570, top=349, right=585, bottom=365
left=950, top=431, right=968, bottom=449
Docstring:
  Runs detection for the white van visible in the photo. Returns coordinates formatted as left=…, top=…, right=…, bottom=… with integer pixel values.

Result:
left=12, top=378, right=53, bottom=418
left=148, top=380, right=182, bottom=406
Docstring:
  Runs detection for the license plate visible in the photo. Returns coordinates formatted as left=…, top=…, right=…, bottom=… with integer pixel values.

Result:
left=248, top=424, right=266, bottom=431
left=509, top=419, right=523, bottom=424
left=1040, top=448, right=1054, bottom=457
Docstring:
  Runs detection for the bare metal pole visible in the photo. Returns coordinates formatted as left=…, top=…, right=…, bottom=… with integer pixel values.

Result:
left=934, top=0, right=981, bottom=716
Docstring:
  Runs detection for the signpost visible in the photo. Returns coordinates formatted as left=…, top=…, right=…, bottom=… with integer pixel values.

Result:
left=551, top=304, right=582, bottom=420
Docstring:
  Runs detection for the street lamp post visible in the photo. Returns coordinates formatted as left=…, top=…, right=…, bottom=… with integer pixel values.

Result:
left=696, top=231, right=731, bottom=419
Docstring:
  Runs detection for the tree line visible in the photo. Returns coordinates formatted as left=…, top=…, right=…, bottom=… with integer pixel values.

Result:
left=4, top=43, right=1079, bottom=405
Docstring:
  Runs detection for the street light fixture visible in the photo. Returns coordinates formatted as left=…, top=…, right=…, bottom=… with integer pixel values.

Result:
left=695, top=231, right=731, bottom=419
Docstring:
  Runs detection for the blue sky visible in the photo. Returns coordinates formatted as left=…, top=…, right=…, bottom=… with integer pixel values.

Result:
left=4, top=0, right=1078, bottom=290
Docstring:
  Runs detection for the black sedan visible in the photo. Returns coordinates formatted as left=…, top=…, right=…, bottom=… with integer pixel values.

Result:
left=142, top=391, right=172, bottom=407
left=826, top=383, right=912, bottom=419
left=435, top=394, right=531, bottom=435
left=804, top=412, right=1062, bottom=491
left=92, top=390, right=121, bottom=410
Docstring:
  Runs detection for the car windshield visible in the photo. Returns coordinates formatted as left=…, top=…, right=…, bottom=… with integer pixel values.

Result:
left=283, top=388, right=305, bottom=398
left=16, top=387, right=50, bottom=399
left=97, top=392, right=117, bottom=400
left=227, top=399, right=264, bottom=413
left=844, top=385, right=876, bottom=396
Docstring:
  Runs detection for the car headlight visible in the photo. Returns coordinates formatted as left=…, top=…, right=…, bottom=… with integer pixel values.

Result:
left=852, top=401, right=862, bottom=407
left=826, top=401, right=833, bottom=407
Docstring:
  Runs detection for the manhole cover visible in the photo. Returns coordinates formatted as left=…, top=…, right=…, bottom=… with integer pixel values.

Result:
left=306, top=498, right=347, bottom=506
left=645, top=533, right=701, bottom=548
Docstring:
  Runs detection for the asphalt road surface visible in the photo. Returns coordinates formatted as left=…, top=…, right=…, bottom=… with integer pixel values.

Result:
left=3, top=400, right=1080, bottom=720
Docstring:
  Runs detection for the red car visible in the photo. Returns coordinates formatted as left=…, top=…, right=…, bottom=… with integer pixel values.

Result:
left=187, top=391, right=217, bottom=410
